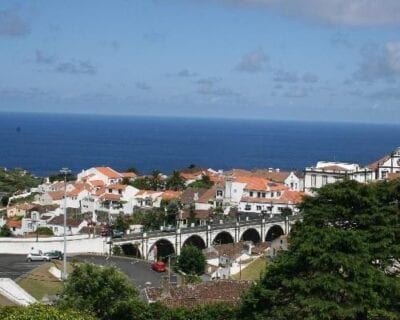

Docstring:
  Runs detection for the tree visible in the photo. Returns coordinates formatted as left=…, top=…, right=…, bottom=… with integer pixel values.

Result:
left=114, top=214, right=130, bottom=232
left=166, top=170, right=185, bottom=191
left=36, top=226, right=53, bottom=236
left=58, top=263, right=142, bottom=320
left=0, top=225, right=12, bottom=237
left=175, top=245, right=206, bottom=276
left=126, top=167, right=138, bottom=174
left=150, top=170, right=164, bottom=191
left=188, top=175, right=214, bottom=189
left=240, top=179, right=400, bottom=320
left=0, top=304, right=95, bottom=320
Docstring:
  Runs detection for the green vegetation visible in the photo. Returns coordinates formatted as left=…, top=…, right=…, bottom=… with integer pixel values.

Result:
left=17, top=261, right=72, bottom=300
left=175, top=245, right=206, bottom=276
left=0, top=225, right=12, bottom=237
left=36, top=226, right=54, bottom=236
left=0, top=304, right=95, bottom=320
left=240, top=179, right=400, bottom=319
left=58, top=263, right=142, bottom=320
left=165, top=170, right=186, bottom=191
left=0, top=167, right=42, bottom=206
left=48, top=172, right=75, bottom=183
left=232, top=257, right=267, bottom=281
left=188, top=175, right=214, bottom=189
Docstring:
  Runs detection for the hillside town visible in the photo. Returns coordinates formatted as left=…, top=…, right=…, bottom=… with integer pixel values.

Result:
left=1, top=147, right=399, bottom=239
left=0, top=147, right=399, bottom=311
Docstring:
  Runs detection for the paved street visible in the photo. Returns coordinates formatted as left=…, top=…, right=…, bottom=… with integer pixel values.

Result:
left=73, top=255, right=178, bottom=290
left=0, top=254, right=46, bottom=280
left=0, top=254, right=176, bottom=291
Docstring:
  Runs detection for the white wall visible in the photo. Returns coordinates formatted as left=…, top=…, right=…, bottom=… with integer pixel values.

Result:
left=0, top=235, right=107, bottom=254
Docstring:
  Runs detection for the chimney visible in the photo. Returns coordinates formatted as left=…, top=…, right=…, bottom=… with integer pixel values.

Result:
left=193, top=192, right=199, bottom=201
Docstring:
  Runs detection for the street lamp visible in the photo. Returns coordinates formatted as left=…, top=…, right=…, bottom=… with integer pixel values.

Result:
left=60, top=167, right=71, bottom=280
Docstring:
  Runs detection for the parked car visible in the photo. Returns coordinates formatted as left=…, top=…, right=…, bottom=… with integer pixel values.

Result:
left=151, top=261, right=166, bottom=272
left=162, top=225, right=176, bottom=232
left=44, top=250, right=63, bottom=260
left=112, top=230, right=124, bottom=238
left=26, top=252, right=50, bottom=262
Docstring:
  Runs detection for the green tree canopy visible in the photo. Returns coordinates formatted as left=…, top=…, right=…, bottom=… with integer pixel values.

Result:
left=240, top=179, right=400, bottom=320
left=58, top=263, right=142, bottom=320
left=165, top=171, right=186, bottom=191
left=187, top=175, right=214, bottom=189
left=0, top=304, right=95, bottom=320
left=175, top=245, right=206, bottom=276
left=0, top=225, right=12, bottom=237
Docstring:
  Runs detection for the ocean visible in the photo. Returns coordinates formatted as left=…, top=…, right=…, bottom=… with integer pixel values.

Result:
left=0, top=112, right=399, bottom=177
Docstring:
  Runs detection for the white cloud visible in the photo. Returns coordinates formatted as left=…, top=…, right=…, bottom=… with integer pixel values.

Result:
left=353, top=41, right=400, bottom=82
left=221, top=0, right=400, bottom=26
left=234, top=48, right=268, bottom=73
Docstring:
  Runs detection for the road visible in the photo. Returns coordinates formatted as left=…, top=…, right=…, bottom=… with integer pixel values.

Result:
left=0, top=254, right=177, bottom=291
left=0, top=254, right=46, bottom=280
left=72, top=255, right=178, bottom=290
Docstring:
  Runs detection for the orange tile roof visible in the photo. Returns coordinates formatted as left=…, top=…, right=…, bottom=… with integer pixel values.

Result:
left=99, top=193, right=122, bottom=201
left=88, top=180, right=105, bottom=187
left=6, top=219, right=22, bottom=228
left=136, top=190, right=161, bottom=197
left=95, top=167, right=122, bottom=179
left=162, top=190, right=182, bottom=200
left=121, top=172, right=137, bottom=178
left=47, top=191, right=64, bottom=200
left=107, top=184, right=127, bottom=190
left=197, top=185, right=218, bottom=203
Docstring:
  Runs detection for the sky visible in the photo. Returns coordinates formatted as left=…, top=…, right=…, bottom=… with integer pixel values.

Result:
left=0, top=0, right=400, bottom=123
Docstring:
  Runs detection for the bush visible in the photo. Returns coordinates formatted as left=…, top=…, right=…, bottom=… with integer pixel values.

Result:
left=175, top=245, right=206, bottom=276
left=36, top=226, right=53, bottom=236
left=0, top=225, right=12, bottom=237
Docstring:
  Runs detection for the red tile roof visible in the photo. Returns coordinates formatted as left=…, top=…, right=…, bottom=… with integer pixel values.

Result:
left=107, top=184, right=127, bottom=190
left=121, top=172, right=137, bottom=178
left=47, top=191, right=64, bottom=201
left=47, top=216, right=84, bottom=227
left=95, top=167, right=122, bottom=179
left=6, top=219, right=22, bottom=228
left=146, top=280, right=252, bottom=307
left=161, top=190, right=182, bottom=200
left=99, top=193, right=122, bottom=201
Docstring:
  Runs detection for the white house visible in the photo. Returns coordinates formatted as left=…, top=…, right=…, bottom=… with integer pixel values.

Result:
left=47, top=216, right=87, bottom=236
left=304, top=161, right=374, bottom=194
left=252, top=169, right=304, bottom=192
left=77, top=167, right=135, bottom=185
left=368, top=147, right=400, bottom=180
left=235, top=175, right=304, bottom=215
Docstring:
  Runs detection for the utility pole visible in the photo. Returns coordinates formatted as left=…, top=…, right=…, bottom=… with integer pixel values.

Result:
left=60, top=167, right=71, bottom=280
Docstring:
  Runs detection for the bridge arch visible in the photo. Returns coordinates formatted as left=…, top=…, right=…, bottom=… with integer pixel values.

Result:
left=212, top=231, right=234, bottom=245
left=265, top=225, right=284, bottom=242
left=240, top=228, right=261, bottom=243
left=120, top=243, right=141, bottom=258
left=148, top=238, right=175, bottom=261
left=182, top=235, right=206, bottom=250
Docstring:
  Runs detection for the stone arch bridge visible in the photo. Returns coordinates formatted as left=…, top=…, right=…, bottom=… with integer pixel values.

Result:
left=113, top=215, right=301, bottom=260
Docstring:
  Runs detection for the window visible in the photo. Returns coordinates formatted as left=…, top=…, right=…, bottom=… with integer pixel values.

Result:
left=118, top=190, right=122, bottom=195
left=257, top=192, right=261, bottom=198
left=262, top=192, right=266, bottom=198
left=267, top=206, right=273, bottom=211
left=256, top=205, right=262, bottom=211
left=322, top=175, right=328, bottom=186
left=311, top=174, right=316, bottom=187
left=109, top=189, right=112, bottom=193
left=249, top=191, right=254, bottom=197
left=271, top=192, right=275, bottom=198
left=245, top=204, right=251, bottom=211
left=290, top=182, right=294, bottom=189
left=216, top=190, right=223, bottom=197
left=277, top=191, right=281, bottom=197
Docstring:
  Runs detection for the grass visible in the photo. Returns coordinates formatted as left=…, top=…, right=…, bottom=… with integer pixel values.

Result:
left=232, top=257, right=268, bottom=281
left=16, top=260, right=74, bottom=301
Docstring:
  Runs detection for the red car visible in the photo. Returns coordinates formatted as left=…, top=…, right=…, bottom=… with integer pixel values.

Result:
left=151, top=261, right=166, bottom=272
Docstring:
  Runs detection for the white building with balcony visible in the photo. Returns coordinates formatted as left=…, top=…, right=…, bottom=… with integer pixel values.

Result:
left=304, top=161, right=374, bottom=194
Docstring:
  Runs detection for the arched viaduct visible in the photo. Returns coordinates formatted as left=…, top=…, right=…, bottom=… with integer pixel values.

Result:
left=114, top=215, right=300, bottom=260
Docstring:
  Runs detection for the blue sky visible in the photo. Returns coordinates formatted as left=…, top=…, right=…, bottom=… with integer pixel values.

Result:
left=1, top=0, right=400, bottom=123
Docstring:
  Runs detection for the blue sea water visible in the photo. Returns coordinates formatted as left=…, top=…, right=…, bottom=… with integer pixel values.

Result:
left=0, top=112, right=399, bottom=177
